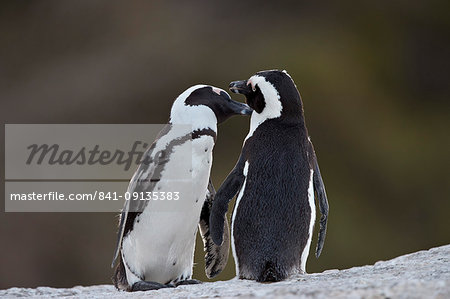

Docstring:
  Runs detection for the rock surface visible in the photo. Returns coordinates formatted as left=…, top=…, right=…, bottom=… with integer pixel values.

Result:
left=1, top=245, right=449, bottom=298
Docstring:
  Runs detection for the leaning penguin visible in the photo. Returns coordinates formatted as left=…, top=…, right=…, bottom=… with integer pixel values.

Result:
left=210, top=70, right=329, bottom=282
left=111, top=85, right=252, bottom=291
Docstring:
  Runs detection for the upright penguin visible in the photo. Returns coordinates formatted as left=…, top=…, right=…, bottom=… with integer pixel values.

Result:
left=112, top=85, right=252, bottom=291
left=210, top=70, right=329, bottom=282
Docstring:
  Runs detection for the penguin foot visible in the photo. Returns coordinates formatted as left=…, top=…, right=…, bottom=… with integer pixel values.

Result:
left=175, top=279, right=202, bottom=286
left=131, top=281, right=175, bottom=291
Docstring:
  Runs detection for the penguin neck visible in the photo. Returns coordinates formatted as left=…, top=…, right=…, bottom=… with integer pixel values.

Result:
left=245, top=110, right=306, bottom=142
left=246, top=100, right=285, bottom=141
left=169, top=105, right=218, bottom=135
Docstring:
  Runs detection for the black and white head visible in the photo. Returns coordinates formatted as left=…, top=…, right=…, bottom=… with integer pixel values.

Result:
left=170, top=85, right=252, bottom=131
left=229, top=70, right=303, bottom=122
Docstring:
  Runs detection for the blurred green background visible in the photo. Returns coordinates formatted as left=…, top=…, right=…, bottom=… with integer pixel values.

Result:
left=1, top=0, right=449, bottom=289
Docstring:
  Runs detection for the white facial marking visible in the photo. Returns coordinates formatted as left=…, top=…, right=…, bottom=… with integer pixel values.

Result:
left=212, top=87, right=222, bottom=95
left=245, top=75, right=282, bottom=142
left=247, top=79, right=256, bottom=92
left=169, top=85, right=218, bottom=134
left=231, top=161, right=249, bottom=277
left=300, top=169, right=316, bottom=273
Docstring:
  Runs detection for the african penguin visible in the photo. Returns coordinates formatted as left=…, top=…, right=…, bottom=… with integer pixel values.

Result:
left=112, top=85, right=252, bottom=291
left=209, top=70, right=329, bottom=282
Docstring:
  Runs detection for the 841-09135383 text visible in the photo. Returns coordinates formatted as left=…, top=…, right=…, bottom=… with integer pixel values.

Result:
left=9, top=191, right=180, bottom=201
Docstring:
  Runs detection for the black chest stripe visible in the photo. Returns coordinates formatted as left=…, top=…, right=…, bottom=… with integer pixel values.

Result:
left=192, top=128, right=217, bottom=142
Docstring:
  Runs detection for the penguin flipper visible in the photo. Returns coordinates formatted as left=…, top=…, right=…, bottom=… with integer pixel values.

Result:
left=309, top=139, right=329, bottom=258
left=199, top=179, right=230, bottom=278
left=112, top=201, right=130, bottom=268
left=210, top=154, right=247, bottom=245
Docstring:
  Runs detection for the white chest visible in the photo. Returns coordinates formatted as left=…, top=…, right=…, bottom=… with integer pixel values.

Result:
left=121, top=135, right=215, bottom=284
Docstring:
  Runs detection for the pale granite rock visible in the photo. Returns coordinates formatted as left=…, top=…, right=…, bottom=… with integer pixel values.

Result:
left=1, top=244, right=448, bottom=298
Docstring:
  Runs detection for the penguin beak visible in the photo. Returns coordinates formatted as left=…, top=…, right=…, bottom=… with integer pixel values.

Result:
left=229, top=80, right=253, bottom=96
left=228, top=99, right=253, bottom=116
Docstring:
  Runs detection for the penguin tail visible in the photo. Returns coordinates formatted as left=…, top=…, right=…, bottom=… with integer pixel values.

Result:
left=257, top=261, right=286, bottom=282
left=112, top=254, right=131, bottom=291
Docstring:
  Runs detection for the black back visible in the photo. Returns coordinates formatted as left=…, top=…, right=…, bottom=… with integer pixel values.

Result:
left=234, top=118, right=312, bottom=280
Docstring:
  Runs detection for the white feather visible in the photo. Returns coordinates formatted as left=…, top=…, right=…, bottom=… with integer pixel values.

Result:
left=122, top=135, right=214, bottom=284
left=300, top=169, right=316, bottom=273
left=231, top=161, right=249, bottom=277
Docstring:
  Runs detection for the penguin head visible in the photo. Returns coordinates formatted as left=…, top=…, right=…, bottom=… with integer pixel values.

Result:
left=170, top=85, right=252, bottom=126
left=229, top=70, right=303, bottom=121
